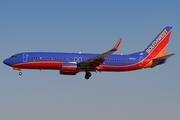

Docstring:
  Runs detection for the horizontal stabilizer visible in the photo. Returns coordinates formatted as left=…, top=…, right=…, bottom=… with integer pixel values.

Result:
left=153, top=53, right=176, bottom=61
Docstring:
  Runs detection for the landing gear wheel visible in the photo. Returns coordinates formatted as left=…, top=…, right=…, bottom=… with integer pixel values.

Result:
left=19, top=72, right=22, bottom=76
left=85, top=72, right=92, bottom=79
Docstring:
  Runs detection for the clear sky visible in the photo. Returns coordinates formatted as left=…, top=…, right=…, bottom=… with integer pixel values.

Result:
left=0, top=0, right=180, bottom=120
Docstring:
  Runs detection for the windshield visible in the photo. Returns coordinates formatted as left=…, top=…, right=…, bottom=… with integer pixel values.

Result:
left=10, top=56, right=17, bottom=58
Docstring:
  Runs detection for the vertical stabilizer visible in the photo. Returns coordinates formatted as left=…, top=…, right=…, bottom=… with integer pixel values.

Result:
left=144, top=26, right=172, bottom=58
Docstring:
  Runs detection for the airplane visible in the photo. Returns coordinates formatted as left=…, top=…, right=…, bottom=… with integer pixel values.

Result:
left=3, top=26, right=175, bottom=79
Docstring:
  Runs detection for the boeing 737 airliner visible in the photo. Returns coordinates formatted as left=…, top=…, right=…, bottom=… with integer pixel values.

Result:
left=3, top=26, right=175, bottom=79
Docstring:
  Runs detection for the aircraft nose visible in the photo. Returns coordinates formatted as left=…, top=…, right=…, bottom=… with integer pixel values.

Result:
left=3, top=59, right=11, bottom=66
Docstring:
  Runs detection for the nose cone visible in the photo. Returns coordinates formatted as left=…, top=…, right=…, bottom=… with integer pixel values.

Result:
left=3, top=58, right=11, bottom=66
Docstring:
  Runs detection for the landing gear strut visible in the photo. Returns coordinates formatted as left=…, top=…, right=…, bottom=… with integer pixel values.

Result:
left=85, top=71, right=92, bottom=79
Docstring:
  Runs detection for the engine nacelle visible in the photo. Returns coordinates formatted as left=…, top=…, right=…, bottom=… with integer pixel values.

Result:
left=60, top=63, right=79, bottom=75
left=62, top=63, right=78, bottom=71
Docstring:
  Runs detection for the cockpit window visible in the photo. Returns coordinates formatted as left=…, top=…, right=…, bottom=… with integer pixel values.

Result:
left=10, top=56, right=17, bottom=58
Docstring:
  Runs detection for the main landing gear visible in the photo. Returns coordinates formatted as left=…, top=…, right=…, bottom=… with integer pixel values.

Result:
left=85, top=70, right=92, bottom=79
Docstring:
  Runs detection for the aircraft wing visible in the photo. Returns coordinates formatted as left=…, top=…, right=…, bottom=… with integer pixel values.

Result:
left=78, top=39, right=122, bottom=69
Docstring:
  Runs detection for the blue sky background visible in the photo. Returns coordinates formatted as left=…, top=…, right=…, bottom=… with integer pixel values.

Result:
left=0, top=0, right=179, bottom=120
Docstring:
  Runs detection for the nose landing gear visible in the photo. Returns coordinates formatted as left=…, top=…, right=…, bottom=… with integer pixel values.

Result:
left=19, top=72, right=22, bottom=76
left=13, top=67, right=22, bottom=76
left=85, top=71, right=92, bottom=79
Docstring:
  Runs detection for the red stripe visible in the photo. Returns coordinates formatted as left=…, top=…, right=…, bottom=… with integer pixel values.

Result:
left=13, top=62, right=64, bottom=70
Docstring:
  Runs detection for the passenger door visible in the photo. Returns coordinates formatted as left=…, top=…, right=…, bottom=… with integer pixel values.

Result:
left=23, top=54, right=28, bottom=62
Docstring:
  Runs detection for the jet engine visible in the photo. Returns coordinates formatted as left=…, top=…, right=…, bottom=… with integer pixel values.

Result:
left=60, top=63, right=78, bottom=75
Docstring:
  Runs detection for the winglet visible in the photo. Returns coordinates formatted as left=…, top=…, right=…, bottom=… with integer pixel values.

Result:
left=111, top=38, right=122, bottom=51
